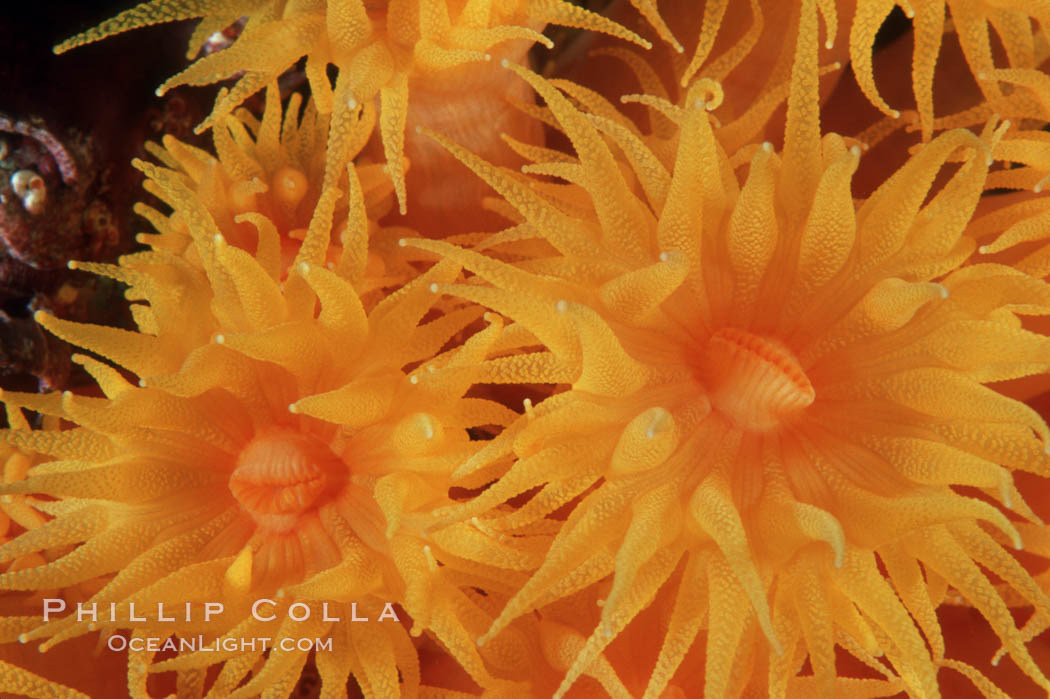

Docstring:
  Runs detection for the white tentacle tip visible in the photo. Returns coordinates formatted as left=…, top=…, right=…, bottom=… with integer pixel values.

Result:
left=761, top=141, right=774, bottom=153
left=423, top=544, right=438, bottom=571
left=555, top=299, right=569, bottom=314
left=420, top=421, right=435, bottom=440
left=833, top=547, right=844, bottom=568
left=214, top=334, right=226, bottom=344
left=288, top=403, right=299, bottom=414
left=429, top=282, right=440, bottom=293
left=644, top=408, right=672, bottom=439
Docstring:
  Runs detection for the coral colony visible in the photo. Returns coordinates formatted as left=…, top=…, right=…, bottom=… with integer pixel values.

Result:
left=4, top=0, right=1050, bottom=697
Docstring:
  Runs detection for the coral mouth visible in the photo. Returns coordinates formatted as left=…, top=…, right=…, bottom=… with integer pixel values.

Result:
left=700, top=328, right=815, bottom=432
left=229, top=429, right=347, bottom=533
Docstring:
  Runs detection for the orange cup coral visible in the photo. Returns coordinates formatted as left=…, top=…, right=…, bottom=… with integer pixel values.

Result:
left=5, top=0, right=1050, bottom=697
left=0, top=110, right=543, bottom=694
left=402, top=8, right=1050, bottom=696
left=55, top=0, right=656, bottom=226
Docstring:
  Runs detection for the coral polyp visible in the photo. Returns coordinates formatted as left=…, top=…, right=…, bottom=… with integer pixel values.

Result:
left=55, top=0, right=655, bottom=221
left=134, top=82, right=390, bottom=278
left=0, top=104, right=533, bottom=693
left=404, top=22, right=1050, bottom=695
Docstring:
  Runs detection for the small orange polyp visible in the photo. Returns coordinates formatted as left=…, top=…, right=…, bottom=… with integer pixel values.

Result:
left=272, top=166, right=308, bottom=208
left=229, top=429, right=347, bottom=534
left=701, top=328, right=815, bottom=432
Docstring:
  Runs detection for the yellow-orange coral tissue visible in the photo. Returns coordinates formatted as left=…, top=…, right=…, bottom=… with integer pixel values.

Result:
left=2, top=0, right=1050, bottom=697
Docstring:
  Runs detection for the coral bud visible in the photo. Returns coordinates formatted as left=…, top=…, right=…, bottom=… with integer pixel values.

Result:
left=272, top=167, right=308, bottom=208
